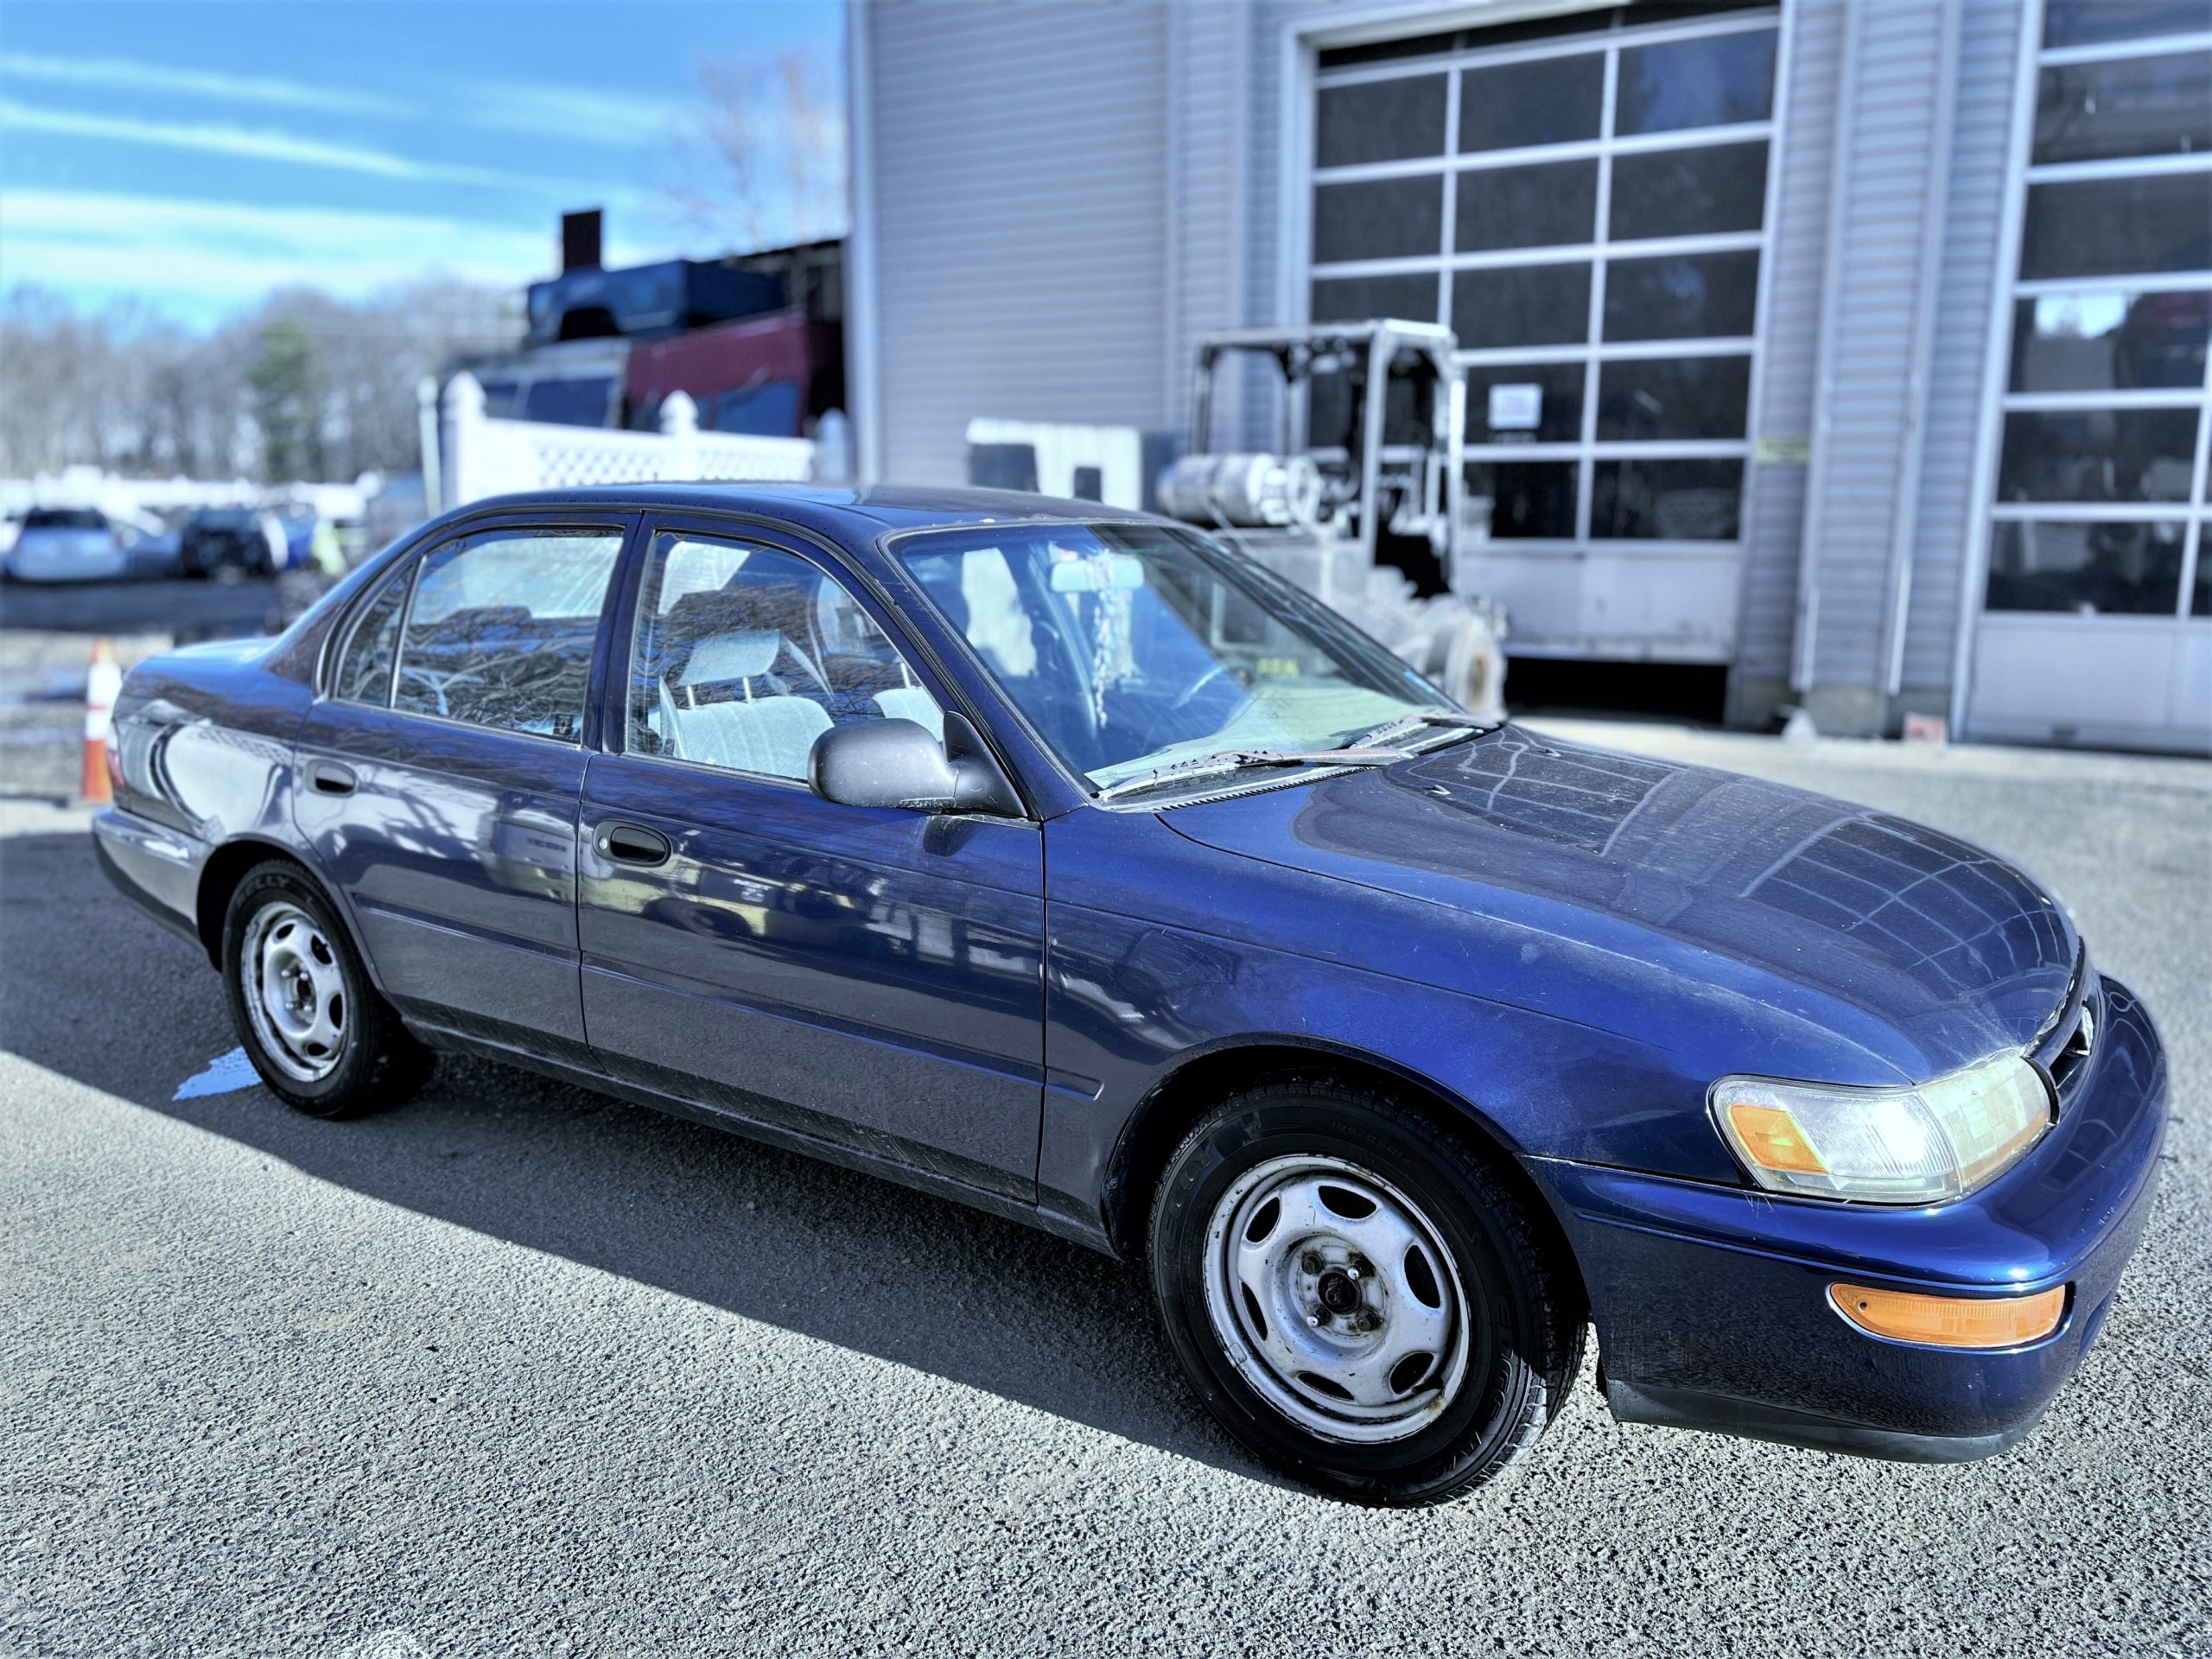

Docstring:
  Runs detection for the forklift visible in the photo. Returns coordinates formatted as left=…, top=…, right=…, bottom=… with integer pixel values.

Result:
left=1154, top=319, right=1506, bottom=721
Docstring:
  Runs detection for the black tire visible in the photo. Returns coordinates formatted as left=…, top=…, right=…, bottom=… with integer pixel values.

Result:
left=219, top=860, right=430, bottom=1119
left=1147, top=1079, right=1585, bottom=1505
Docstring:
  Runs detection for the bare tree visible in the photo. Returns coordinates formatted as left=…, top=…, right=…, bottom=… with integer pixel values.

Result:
left=0, top=279, right=518, bottom=484
left=667, top=42, right=849, bottom=252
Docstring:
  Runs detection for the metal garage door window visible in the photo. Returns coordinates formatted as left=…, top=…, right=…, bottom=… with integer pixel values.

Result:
left=1967, top=6, right=2212, bottom=753
left=1307, top=8, right=1779, bottom=560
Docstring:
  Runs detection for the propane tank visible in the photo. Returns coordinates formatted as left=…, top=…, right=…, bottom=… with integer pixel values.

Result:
left=1157, top=453, right=1323, bottom=530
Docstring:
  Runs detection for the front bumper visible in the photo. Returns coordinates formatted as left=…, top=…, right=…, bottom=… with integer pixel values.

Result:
left=1543, top=976, right=2169, bottom=1462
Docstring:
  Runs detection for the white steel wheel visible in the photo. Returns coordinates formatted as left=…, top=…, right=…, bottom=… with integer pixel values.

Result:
left=1200, top=1153, right=1471, bottom=1444
left=238, top=899, right=347, bottom=1083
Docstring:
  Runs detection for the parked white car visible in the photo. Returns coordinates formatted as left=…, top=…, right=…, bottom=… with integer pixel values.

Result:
left=4, top=508, right=130, bottom=583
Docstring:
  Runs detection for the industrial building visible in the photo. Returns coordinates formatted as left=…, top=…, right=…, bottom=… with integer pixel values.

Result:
left=843, top=0, right=2212, bottom=753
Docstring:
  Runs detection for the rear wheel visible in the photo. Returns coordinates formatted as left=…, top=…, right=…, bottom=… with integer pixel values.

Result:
left=220, top=861, right=429, bottom=1118
left=1148, top=1080, right=1584, bottom=1505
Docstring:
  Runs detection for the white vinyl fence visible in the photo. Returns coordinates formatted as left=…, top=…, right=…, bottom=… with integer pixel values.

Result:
left=439, top=373, right=816, bottom=509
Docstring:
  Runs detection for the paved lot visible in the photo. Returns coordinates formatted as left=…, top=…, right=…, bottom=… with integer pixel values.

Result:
left=1, top=715, right=2206, bottom=1657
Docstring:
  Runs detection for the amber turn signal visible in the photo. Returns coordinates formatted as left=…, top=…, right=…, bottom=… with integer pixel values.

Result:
left=1725, top=1102, right=1827, bottom=1174
left=1829, top=1281, right=2068, bottom=1349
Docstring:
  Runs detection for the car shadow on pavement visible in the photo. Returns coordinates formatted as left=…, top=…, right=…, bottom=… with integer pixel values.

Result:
left=0, top=826, right=1271, bottom=1486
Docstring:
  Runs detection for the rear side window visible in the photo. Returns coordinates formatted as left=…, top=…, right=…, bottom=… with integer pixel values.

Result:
left=335, top=575, right=409, bottom=705
left=391, top=529, right=623, bottom=740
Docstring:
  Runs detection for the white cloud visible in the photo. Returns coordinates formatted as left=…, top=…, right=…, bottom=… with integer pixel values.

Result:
left=1, top=52, right=683, bottom=149
left=0, top=99, right=582, bottom=192
left=0, top=51, right=416, bottom=118
left=0, top=188, right=670, bottom=323
left=463, top=82, right=685, bottom=146
left=1, top=189, right=543, bottom=308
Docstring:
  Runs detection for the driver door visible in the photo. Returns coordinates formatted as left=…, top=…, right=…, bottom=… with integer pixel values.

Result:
left=575, top=523, right=1047, bottom=1199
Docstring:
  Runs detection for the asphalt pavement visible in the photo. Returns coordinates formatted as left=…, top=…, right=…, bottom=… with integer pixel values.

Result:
left=0, top=715, right=2206, bottom=1657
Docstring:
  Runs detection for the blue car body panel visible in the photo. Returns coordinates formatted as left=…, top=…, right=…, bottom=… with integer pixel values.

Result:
left=90, top=484, right=2171, bottom=1465
left=576, top=749, right=1048, bottom=1199
left=294, top=698, right=599, bottom=1060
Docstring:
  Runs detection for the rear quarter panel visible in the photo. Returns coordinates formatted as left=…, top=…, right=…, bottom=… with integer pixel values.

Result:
left=105, top=641, right=314, bottom=934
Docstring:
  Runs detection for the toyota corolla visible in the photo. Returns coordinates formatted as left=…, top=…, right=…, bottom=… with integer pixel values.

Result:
left=93, top=486, right=2168, bottom=1505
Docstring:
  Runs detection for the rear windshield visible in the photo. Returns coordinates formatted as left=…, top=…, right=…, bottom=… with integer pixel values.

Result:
left=22, top=509, right=105, bottom=531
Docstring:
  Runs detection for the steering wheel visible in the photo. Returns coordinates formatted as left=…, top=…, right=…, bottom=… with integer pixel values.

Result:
left=1121, top=661, right=1256, bottom=755
left=1169, top=660, right=1252, bottom=714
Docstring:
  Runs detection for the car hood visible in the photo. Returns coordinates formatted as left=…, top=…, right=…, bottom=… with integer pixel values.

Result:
left=1161, top=726, right=2077, bottom=1077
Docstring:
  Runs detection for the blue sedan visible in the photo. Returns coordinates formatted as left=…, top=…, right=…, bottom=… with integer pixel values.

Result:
left=92, top=486, right=2168, bottom=1504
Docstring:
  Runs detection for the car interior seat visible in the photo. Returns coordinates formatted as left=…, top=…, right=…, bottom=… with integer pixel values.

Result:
left=669, top=628, right=832, bottom=777
left=871, top=658, right=944, bottom=741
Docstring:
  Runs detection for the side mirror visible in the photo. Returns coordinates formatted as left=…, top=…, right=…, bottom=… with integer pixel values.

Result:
left=808, top=712, right=1023, bottom=817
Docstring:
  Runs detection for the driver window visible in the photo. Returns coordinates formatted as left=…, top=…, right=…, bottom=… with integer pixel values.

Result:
left=627, top=532, right=943, bottom=781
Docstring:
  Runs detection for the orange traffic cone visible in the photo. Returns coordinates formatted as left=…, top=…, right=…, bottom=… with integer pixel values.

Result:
left=81, top=637, right=121, bottom=804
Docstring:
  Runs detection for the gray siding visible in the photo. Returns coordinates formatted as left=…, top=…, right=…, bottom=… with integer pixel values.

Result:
left=1734, top=0, right=1844, bottom=698
left=1166, top=0, right=1255, bottom=436
left=864, top=0, right=1173, bottom=484
left=1898, top=0, right=2025, bottom=698
left=1798, top=0, right=1960, bottom=719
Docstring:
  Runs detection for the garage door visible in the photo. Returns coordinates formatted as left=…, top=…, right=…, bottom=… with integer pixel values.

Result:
left=1306, top=6, right=1780, bottom=660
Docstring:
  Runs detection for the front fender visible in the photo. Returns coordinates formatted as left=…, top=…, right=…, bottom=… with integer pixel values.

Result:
left=1039, top=806, right=1770, bottom=1232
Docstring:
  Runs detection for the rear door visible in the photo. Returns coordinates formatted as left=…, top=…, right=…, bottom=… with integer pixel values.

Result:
left=295, top=514, right=634, bottom=1061
left=575, top=520, right=1047, bottom=1198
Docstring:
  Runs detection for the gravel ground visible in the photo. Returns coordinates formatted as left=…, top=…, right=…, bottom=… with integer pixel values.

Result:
left=0, top=717, right=2205, bottom=1658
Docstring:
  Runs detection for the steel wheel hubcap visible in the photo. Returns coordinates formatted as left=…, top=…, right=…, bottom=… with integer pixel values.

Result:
left=1201, top=1154, right=1471, bottom=1444
left=241, top=900, right=346, bottom=1083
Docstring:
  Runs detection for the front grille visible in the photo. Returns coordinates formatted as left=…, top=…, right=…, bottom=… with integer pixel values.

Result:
left=2044, top=982, right=2100, bottom=1098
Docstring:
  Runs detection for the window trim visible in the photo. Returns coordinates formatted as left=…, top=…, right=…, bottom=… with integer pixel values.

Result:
left=1312, top=6, right=1780, bottom=88
left=608, top=519, right=957, bottom=793
left=328, top=560, right=416, bottom=711
left=2037, top=28, right=2212, bottom=69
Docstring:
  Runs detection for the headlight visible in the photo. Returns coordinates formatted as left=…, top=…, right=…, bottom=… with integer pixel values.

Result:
left=1709, top=1052, right=2053, bottom=1205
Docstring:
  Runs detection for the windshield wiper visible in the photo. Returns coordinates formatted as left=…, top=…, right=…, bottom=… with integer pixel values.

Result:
left=1096, top=747, right=1402, bottom=804
left=1340, top=710, right=1504, bottom=752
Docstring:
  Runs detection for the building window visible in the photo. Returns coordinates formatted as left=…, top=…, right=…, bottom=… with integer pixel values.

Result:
left=1308, top=8, right=1777, bottom=550
left=1986, top=18, right=2212, bottom=618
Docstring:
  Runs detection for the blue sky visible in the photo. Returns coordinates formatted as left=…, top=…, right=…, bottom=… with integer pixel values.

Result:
left=0, top=0, right=844, bottom=329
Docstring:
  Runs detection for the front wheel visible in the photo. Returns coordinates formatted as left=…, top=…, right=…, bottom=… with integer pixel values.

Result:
left=220, top=861, right=430, bottom=1118
left=1148, top=1081, right=1584, bottom=1505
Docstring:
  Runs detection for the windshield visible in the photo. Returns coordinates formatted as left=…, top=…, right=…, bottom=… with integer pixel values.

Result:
left=898, top=522, right=1452, bottom=791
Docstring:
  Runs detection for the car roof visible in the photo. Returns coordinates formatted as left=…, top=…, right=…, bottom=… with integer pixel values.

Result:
left=447, top=482, right=1162, bottom=540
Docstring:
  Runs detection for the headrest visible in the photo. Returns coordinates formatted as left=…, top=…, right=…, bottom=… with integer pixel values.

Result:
left=683, top=629, right=781, bottom=683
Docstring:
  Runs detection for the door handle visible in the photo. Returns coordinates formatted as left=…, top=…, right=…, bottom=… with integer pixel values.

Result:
left=596, top=821, right=672, bottom=868
left=306, top=760, right=356, bottom=796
